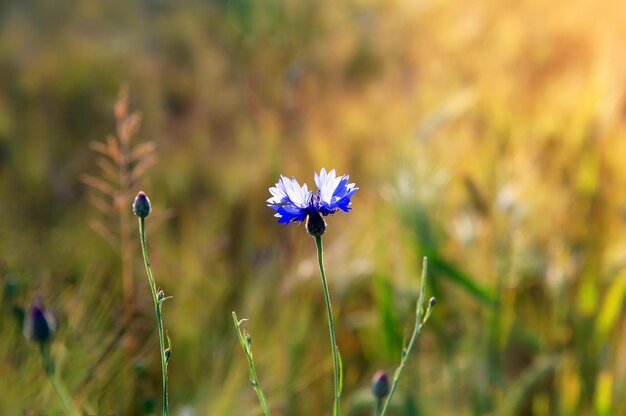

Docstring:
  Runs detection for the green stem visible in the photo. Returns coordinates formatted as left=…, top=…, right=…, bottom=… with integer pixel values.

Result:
left=314, top=235, right=341, bottom=416
left=40, top=344, right=80, bottom=416
left=380, top=257, right=430, bottom=416
left=374, top=397, right=383, bottom=416
left=139, top=217, right=169, bottom=416
left=232, top=312, right=271, bottom=416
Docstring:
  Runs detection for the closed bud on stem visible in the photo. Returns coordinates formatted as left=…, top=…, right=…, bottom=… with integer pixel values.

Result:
left=24, top=298, right=57, bottom=346
left=306, top=211, right=327, bottom=237
left=133, top=191, right=151, bottom=218
left=165, top=348, right=171, bottom=363
left=423, top=296, right=437, bottom=324
left=157, top=290, right=165, bottom=302
left=371, top=370, right=390, bottom=399
left=246, top=334, right=252, bottom=351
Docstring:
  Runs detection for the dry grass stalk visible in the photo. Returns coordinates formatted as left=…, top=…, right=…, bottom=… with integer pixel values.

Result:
left=81, top=86, right=158, bottom=348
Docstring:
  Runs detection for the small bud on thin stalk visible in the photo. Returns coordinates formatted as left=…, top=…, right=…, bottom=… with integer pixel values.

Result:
left=380, top=257, right=433, bottom=416
left=133, top=191, right=151, bottom=218
left=24, top=298, right=79, bottom=416
left=231, top=312, right=271, bottom=416
left=135, top=192, right=170, bottom=416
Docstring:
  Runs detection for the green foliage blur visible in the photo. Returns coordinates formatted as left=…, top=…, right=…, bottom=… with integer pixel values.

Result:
left=2, top=0, right=626, bottom=414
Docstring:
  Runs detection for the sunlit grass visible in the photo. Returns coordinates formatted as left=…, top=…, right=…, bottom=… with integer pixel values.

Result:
left=2, top=0, right=626, bottom=414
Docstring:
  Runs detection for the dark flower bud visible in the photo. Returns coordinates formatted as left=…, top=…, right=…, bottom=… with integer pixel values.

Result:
left=371, top=370, right=390, bottom=399
left=133, top=191, right=151, bottom=218
left=157, top=290, right=165, bottom=302
left=306, top=211, right=327, bottom=237
left=429, top=297, right=437, bottom=306
left=24, top=298, right=57, bottom=345
left=165, top=348, right=171, bottom=363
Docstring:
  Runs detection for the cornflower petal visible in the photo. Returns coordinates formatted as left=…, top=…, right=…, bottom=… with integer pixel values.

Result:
left=271, top=203, right=308, bottom=223
left=280, top=176, right=311, bottom=208
left=314, top=168, right=358, bottom=213
left=329, top=178, right=358, bottom=212
left=267, top=175, right=313, bottom=223
left=315, top=168, right=341, bottom=205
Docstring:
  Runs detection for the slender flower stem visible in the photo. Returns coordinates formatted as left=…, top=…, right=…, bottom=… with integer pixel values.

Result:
left=40, top=345, right=80, bottom=416
left=380, top=257, right=432, bottom=416
left=232, top=312, right=271, bottom=416
left=138, top=217, right=169, bottom=416
left=314, top=235, right=342, bottom=416
left=374, top=398, right=383, bottom=416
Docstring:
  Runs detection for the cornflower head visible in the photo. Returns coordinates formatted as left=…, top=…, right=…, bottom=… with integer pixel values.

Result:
left=267, top=168, right=357, bottom=415
left=267, top=168, right=358, bottom=237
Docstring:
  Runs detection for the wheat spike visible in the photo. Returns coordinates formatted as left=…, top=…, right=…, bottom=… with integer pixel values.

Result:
left=81, top=86, right=160, bottom=360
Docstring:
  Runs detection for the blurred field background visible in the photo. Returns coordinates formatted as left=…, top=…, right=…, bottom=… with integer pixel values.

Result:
left=2, top=0, right=626, bottom=414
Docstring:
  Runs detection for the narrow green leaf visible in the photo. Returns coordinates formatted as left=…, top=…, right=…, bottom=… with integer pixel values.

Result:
left=427, top=253, right=496, bottom=305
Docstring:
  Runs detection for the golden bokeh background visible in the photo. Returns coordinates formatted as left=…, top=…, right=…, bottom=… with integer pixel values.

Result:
left=2, top=0, right=626, bottom=414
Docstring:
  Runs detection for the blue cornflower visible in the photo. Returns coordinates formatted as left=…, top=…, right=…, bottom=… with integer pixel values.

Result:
left=267, top=168, right=358, bottom=235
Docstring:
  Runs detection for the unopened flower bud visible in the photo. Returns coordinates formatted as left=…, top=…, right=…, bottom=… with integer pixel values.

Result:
left=157, top=290, right=165, bottom=302
left=306, top=211, right=327, bottom=237
left=24, top=298, right=57, bottom=345
left=133, top=191, right=151, bottom=218
left=371, top=370, right=390, bottom=399
left=165, top=348, right=171, bottom=363
left=246, top=334, right=252, bottom=351
left=429, top=297, right=437, bottom=306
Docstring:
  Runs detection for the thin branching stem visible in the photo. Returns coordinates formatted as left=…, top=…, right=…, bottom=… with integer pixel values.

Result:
left=380, top=257, right=431, bottom=416
left=232, top=312, right=271, bottom=416
left=138, top=217, right=169, bottom=416
left=40, top=344, right=80, bottom=416
left=314, top=235, right=342, bottom=416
